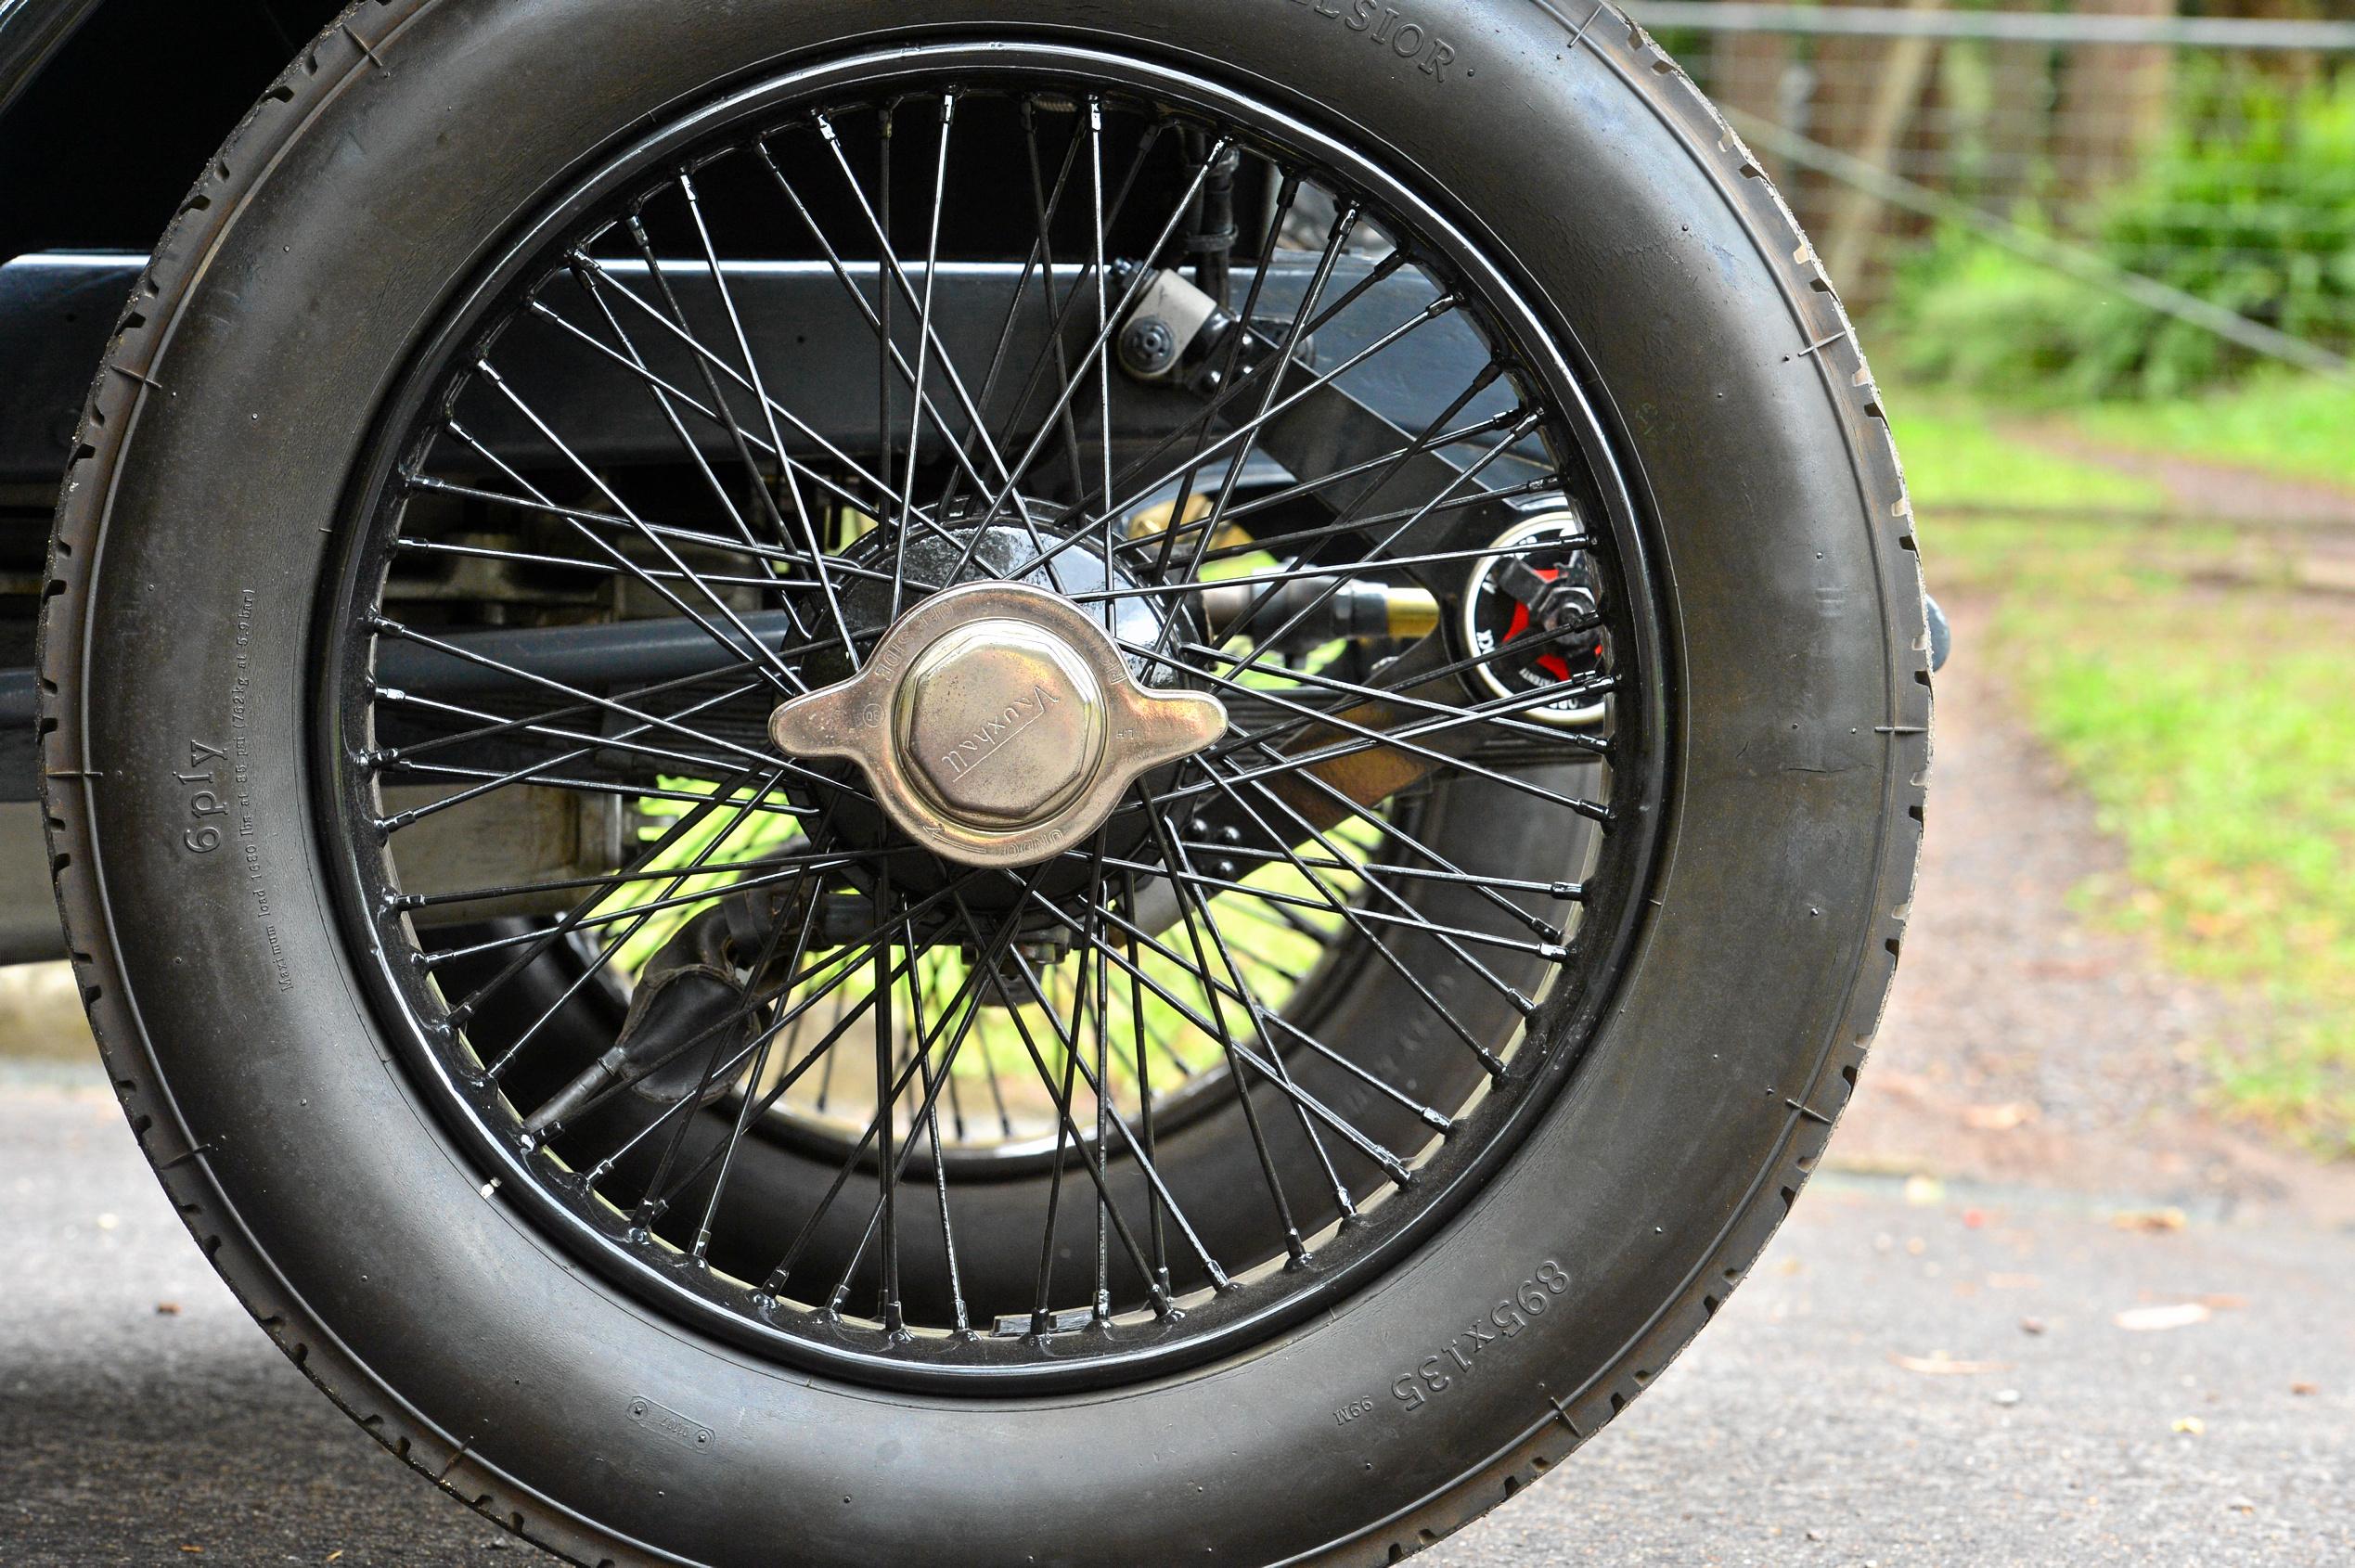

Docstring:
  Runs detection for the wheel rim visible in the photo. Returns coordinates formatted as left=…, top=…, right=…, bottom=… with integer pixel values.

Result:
left=318, top=43, right=1667, bottom=1392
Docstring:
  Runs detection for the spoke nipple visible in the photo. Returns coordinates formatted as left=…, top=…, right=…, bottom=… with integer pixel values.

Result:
left=1551, top=880, right=1585, bottom=901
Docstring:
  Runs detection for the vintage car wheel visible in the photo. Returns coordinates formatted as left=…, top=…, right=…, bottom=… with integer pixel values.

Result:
left=40, top=2, right=1926, bottom=1562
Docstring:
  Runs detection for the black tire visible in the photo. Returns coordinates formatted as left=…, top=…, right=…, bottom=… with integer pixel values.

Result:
left=41, top=2, right=1927, bottom=1563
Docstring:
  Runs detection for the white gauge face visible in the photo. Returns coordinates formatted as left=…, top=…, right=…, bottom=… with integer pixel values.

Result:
left=1461, top=510, right=1610, bottom=727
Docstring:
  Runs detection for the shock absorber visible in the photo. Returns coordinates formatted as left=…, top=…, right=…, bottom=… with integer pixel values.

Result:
left=1185, top=133, right=1242, bottom=307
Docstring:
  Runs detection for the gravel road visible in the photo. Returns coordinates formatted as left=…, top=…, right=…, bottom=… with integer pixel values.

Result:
left=3, top=1077, right=2349, bottom=1567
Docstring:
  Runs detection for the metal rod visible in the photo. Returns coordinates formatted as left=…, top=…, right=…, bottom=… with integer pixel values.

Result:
left=1620, top=2, right=2355, bottom=53
left=1727, top=109, right=2355, bottom=385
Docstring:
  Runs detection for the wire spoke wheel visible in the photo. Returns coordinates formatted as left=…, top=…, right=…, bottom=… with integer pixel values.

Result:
left=327, top=58, right=1657, bottom=1387
left=45, top=6, right=1924, bottom=1561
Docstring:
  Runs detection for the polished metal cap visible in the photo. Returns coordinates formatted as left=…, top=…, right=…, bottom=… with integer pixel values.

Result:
left=767, top=582, right=1227, bottom=867
left=895, top=619, right=1106, bottom=830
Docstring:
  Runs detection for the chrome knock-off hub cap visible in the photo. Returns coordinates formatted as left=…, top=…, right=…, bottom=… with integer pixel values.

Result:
left=768, top=582, right=1227, bottom=867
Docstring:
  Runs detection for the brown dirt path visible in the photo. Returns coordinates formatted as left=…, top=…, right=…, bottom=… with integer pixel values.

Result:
left=1834, top=596, right=2355, bottom=1225
left=2008, top=423, right=2355, bottom=596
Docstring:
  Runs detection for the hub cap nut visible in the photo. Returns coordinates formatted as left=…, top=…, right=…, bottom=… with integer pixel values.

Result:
left=768, top=582, right=1226, bottom=867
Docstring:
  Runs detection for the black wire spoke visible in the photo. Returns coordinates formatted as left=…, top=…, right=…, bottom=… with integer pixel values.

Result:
left=371, top=664, right=770, bottom=807
left=1162, top=636, right=1610, bottom=760
left=684, top=849, right=837, bottom=1261
left=977, top=97, right=1090, bottom=508
left=393, top=531, right=853, bottom=595
left=379, top=687, right=743, bottom=779
left=399, top=468, right=892, bottom=586
left=495, top=778, right=807, bottom=1081
left=765, top=872, right=1040, bottom=1298
left=1212, top=395, right=1527, bottom=693
left=1149, top=197, right=1364, bottom=656
left=1049, top=251, right=1423, bottom=563
left=564, top=249, right=907, bottom=513
left=808, top=100, right=1048, bottom=543
left=966, top=885, right=1227, bottom=1299
left=1124, top=404, right=1529, bottom=566
left=1189, top=755, right=1538, bottom=1031
left=1152, top=806, right=1356, bottom=1223
left=755, top=123, right=1039, bottom=554
left=897, top=929, right=972, bottom=1333
left=1012, top=876, right=1416, bottom=1189
left=1001, top=274, right=1458, bottom=585
left=560, top=864, right=1000, bottom=1165
left=367, top=612, right=884, bottom=809
left=671, top=175, right=843, bottom=618
left=370, top=685, right=779, bottom=842
left=563, top=233, right=797, bottom=582
left=452, top=378, right=812, bottom=693
left=400, top=844, right=854, bottom=918
left=928, top=103, right=1178, bottom=540
left=1151, top=168, right=1304, bottom=577
left=980, top=924, right=1176, bottom=1323
left=380, top=760, right=804, bottom=825
left=1107, top=657, right=1614, bottom=839
left=957, top=128, right=1234, bottom=552
left=433, top=759, right=779, bottom=1039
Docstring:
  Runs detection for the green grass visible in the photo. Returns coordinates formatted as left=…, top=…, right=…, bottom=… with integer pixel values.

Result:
left=1893, top=396, right=2168, bottom=516
left=2070, top=371, right=2355, bottom=494
left=1886, top=393, right=2355, bottom=1154
left=606, top=765, right=1366, bottom=1137
left=2023, top=597, right=2355, bottom=1152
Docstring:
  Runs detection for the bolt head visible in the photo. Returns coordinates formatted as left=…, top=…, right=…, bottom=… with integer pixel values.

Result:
left=1119, top=316, right=1179, bottom=376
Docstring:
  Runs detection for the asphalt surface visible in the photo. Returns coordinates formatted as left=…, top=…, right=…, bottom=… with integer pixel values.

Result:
left=4, top=1072, right=2349, bottom=1568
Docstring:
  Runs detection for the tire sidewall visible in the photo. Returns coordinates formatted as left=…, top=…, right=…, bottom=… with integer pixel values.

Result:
left=44, top=3, right=1922, bottom=1563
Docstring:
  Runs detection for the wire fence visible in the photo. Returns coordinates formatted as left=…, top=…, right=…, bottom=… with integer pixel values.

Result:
left=1626, top=1, right=2355, bottom=383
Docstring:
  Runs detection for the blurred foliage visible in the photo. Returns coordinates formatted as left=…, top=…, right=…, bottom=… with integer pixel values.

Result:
left=1890, top=393, right=2355, bottom=1154
left=1890, top=396, right=2167, bottom=512
left=2071, top=367, right=2355, bottom=491
left=1878, top=64, right=2355, bottom=400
